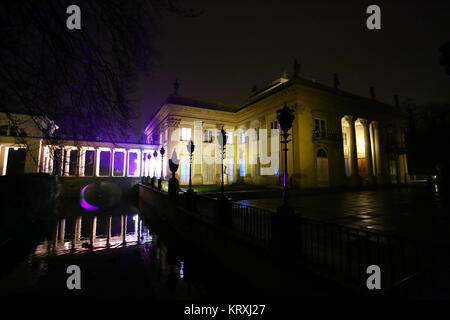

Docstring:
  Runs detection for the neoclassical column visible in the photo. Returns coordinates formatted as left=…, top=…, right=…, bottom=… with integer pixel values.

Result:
left=90, top=216, right=97, bottom=245
left=77, top=147, right=84, bottom=176
left=64, top=148, right=70, bottom=176
left=59, top=147, right=65, bottom=176
left=166, top=117, right=181, bottom=179
left=94, top=147, right=99, bottom=176
left=109, top=149, right=113, bottom=177
left=59, top=218, right=66, bottom=242
left=244, top=122, right=252, bottom=180
left=344, top=116, right=359, bottom=177
left=372, top=121, right=382, bottom=179
left=360, top=119, right=374, bottom=176
left=193, top=120, right=203, bottom=184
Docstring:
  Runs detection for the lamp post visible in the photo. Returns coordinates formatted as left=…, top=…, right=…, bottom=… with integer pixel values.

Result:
left=159, top=146, right=165, bottom=178
left=276, top=102, right=295, bottom=207
left=147, top=154, right=151, bottom=177
left=153, top=150, right=158, bottom=177
left=217, top=128, right=227, bottom=199
left=158, top=146, right=165, bottom=191
left=187, top=140, right=195, bottom=192
left=145, top=153, right=151, bottom=184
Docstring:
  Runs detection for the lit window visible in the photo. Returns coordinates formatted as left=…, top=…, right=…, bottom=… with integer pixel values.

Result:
left=241, top=132, right=246, bottom=144
left=113, top=151, right=125, bottom=176
left=226, top=131, right=233, bottom=144
left=181, top=127, right=191, bottom=141
left=314, top=119, right=326, bottom=137
left=203, top=129, right=212, bottom=142
left=127, top=151, right=140, bottom=177
left=270, top=121, right=278, bottom=136
left=239, top=158, right=245, bottom=177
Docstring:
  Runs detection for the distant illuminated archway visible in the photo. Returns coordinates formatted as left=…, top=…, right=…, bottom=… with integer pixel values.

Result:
left=316, top=149, right=329, bottom=187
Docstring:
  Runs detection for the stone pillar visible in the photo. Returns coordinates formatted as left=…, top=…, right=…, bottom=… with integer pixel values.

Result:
left=216, top=123, right=224, bottom=184
left=165, top=117, right=180, bottom=179
left=345, top=116, right=359, bottom=185
left=372, top=121, right=383, bottom=184
left=109, top=149, right=113, bottom=177
left=244, top=123, right=252, bottom=181
left=90, top=216, right=97, bottom=245
left=360, top=119, right=375, bottom=184
left=59, top=147, right=65, bottom=176
left=77, top=147, right=83, bottom=176
left=63, top=148, right=70, bottom=176
left=0, top=145, right=6, bottom=175
left=193, top=120, right=203, bottom=184
left=94, top=147, right=99, bottom=176
left=59, top=218, right=66, bottom=242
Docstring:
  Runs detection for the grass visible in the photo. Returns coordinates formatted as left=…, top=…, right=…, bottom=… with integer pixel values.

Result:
left=180, top=183, right=274, bottom=193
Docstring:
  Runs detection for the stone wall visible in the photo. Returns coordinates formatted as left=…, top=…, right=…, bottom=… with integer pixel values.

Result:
left=57, top=176, right=141, bottom=198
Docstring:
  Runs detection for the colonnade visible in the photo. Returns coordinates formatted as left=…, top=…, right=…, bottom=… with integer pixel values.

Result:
left=40, top=145, right=156, bottom=177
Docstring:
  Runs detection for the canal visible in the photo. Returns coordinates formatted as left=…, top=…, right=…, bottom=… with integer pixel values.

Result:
left=0, top=198, right=259, bottom=300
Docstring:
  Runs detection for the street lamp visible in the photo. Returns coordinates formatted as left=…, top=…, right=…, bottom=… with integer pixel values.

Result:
left=159, top=146, right=165, bottom=178
left=217, top=127, right=227, bottom=199
left=277, top=102, right=295, bottom=207
left=145, top=153, right=151, bottom=184
left=158, top=146, right=165, bottom=191
left=186, top=140, right=195, bottom=192
left=153, top=150, right=158, bottom=177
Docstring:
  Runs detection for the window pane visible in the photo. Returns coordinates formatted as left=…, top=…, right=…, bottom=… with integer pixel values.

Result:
left=113, top=152, right=125, bottom=176
left=69, top=150, right=78, bottom=176
left=84, top=150, right=95, bottom=176
left=99, top=151, right=111, bottom=176
left=240, top=158, right=245, bottom=177
left=128, top=152, right=138, bottom=176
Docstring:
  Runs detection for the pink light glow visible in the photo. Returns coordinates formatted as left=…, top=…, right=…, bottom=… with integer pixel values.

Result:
left=80, top=185, right=99, bottom=211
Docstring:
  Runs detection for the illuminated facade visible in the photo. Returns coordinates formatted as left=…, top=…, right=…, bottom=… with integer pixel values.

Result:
left=144, top=73, right=409, bottom=188
left=1, top=72, right=409, bottom=189
left=0, top=112, right=158, bottom=178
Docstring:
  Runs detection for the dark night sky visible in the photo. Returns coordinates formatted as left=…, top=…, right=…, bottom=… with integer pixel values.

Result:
left=135, top=0, right=449, bottom=138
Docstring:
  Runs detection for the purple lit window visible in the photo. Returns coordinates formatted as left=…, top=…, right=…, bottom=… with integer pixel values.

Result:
left=113, top=151, right=125, bottom=176
left=128, top=152, right=138, bottom=176
left=99, top=151, right=111, bottom=176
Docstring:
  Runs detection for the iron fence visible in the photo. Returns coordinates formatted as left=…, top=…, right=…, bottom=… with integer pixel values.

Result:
left=231, top=203, right=271, bottom=245
left=229, top=202, right=445, bottom=292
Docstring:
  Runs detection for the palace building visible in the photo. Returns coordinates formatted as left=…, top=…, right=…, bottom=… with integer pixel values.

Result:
left=144, top=69, right=409, bottom=189
left=1, top=67, right=409, bottom=190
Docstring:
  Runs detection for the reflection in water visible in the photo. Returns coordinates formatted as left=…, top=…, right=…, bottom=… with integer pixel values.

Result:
left=33, top=213, right=153, bottom=256
left=0, top=200, right=203, bottom=299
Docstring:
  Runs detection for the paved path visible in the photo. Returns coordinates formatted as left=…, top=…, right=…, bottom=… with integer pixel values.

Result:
left=236, top=184, right=450, bottom=243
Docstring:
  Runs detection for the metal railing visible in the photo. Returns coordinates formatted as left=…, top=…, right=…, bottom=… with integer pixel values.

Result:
left=231, top=203, right=272, bottom=245
left=229, top=202, right=442, bottom=291
left=312, top=129, right=342, bottom=141
left=298, top=218, right=429, bottom=288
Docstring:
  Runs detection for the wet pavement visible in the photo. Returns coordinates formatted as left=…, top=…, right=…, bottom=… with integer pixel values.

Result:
left=237, top=184, right=450, bottom=243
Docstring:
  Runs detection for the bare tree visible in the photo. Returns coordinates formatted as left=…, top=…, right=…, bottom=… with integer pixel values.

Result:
left=0, top=0, right=198, bottom=143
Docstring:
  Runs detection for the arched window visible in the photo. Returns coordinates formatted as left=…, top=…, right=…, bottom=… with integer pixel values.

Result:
left=317, top=149, right=327, bottom=158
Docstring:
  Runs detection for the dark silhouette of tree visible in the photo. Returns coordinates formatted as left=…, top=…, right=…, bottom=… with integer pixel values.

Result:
left=404, top=100, right=450, bottom=185
left=0, top=0, right=198, bottom=142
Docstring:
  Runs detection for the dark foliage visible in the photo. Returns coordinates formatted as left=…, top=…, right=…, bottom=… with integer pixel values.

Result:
left=0, top=0, right=197, bottom=142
